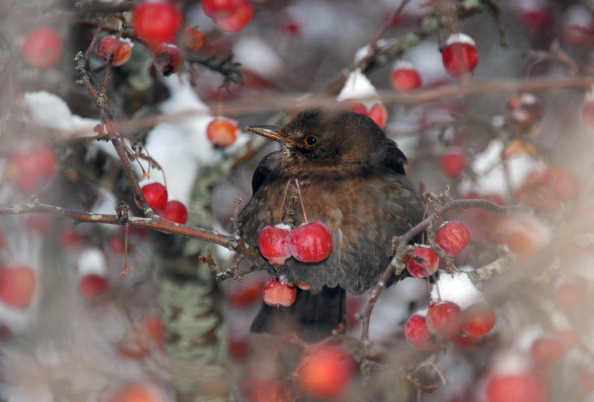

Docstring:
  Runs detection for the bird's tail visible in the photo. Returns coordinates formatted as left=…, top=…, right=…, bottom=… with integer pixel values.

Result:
left=250, top=286, right=346, bottom=342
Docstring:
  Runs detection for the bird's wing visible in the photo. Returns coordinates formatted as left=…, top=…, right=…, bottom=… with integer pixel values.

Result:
left=251, top=151, right=281, bottom=193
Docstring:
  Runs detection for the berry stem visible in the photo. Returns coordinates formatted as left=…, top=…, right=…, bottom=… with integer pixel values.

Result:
left=293, top=179, right=308, bottom=224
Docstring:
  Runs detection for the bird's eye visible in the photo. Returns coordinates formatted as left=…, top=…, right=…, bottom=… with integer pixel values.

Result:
left=305, top=136, right=318, bottom=145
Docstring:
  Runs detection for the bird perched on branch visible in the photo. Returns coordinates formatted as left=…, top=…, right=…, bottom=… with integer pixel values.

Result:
left=239, top=109, right=425, bottom=341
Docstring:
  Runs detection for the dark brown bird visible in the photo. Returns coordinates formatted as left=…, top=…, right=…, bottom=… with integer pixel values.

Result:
left=239, top=109, right=425, bottom=341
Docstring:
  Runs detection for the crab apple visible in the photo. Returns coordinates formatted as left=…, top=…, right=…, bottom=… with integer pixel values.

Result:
left=404, top=245, right=439, bottom=278
left=6, top=144, right=57, bottom=194
left=368, top=103, right=387, bottom=129
left=405, top=314, right=438, bottom=352
left=60, top=228, right=83, bottom=248
left=514, top=0, right=553, bottom=34
left=202, top=0, right=253, bottom=33
left=554, top=278, right=586, bottom=308
left=159, top=200, right=188, bottom=224
left=531, top=337, right=563, bottom=367
left=107, top=382, right=166, bottom=402
left=390, top=61, right=421, bottom=92
left=258, top=224, right=291, bottom=265
left=132, top=1, right=182, bottom=48
left=97, top=36, right=133, bottom=66
left=441, top=33, right=478, bottom=78
left=182, top=26, right=206, bottom=52
left=206, top=117, right=239, bottom=147
left=287, top=221, right=333, bottom=263
left=440, top=147, right=466, bottom=178
left=561, top=6, right=594, bottom=48
left=506, top=92, right=543, bottom=128
left=346, top=102, right=387, bottom=129
left=262, top=278, right=297, bottom=307
left=485, top=370, right=549, bottom=402
left=141, top=182, right=168, bottom=210
left=244, top=378, right=293, bottom=402
left=228, top=277, right=265, bottom=307
left=461, top=302, right=495, bottom=337
left=79, top=274, right=109, bottom=298
left=426, top=301, right=462, bottom=339
left=25, top=214, right=52, bottom=234
left=21, top=26, right=61, bottom=68
left=435, top=220, right=471, bottom=255
left=297, top=345, right=355, bottom=399
left=153, top=43, right=183, bottom=76
left=0, top=265, right=36, bottom=309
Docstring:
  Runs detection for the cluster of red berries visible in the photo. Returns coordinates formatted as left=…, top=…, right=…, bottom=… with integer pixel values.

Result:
left=256, top=220, right=332, bottom=307
left=258, top=221, right=333, bottom=266
left=345, top=102, right=388, bottom=129
left=404, top=220, right=471, bottom=278
left=141, top=182, right=188, bottom=224
left=405, top=300, right=496, bottom=351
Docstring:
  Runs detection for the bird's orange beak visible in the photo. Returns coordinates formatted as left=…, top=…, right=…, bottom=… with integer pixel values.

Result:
left=246, top=125, right=298, bottom=146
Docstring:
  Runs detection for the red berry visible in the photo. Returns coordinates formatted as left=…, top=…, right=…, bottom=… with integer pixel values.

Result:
left=21, top=26, right=61, bottom=68
left=141, top=182, right=168, bottom=210
left=79, top=274, right=109, bottom=298
left=441, top=33, right=478, bottom=78
left=0, top=265, right=36, bottom=309
left=506, top=92, right=543, bottom=128
left=183, top=26, right=206, bottom=52
left=159, top=200, right=188, bottom=224
left=6, top=144, right=57, bottom=194
left=561, top=5, right=594, bottom=48
left=440, top=147, right=466, bottom=178
left=405, top=314, right=438, bottom=351
left=347, top=101, right=368, bottom=116
left=426, top=301, right=462, bottom=339
left=297, top=345, right=355, bottom=399
left=262, top=278, right=297, bottom=307
left=531, top=337, right=563, bottom=367
left=435, top=220, right=471, bottom=255
left=97, top=36, right=133, bottom=66
left=153, top=43, right=184, bottom=76
left=258, top=224, right=291, bottom=265
left=107, top=382, right=166, bottom=402
left=287, top=221, right=333, bottom=263
left=404, top=245, right=439, bottom=278
left=228, top=277, right=265, bottom=307
left=554, top=278, right=586, bottom=308
left=390, top=61, right=422, bottom=92
left=202, top=0, right=253, bottom=33
left=25, top=214, right=53, bottom=234
left=460, top=302, right=495, bottom=337
left=206, top=118, right=239, bottom=147
left=132, top=1, right=182, bottom=48
left=485, top=371, right=549, bottom=402
left=368, top=103, right=387, bottom=129
left=60, top=228, right=83, bottom=248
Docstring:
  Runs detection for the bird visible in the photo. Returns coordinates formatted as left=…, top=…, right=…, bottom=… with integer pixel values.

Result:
left=238, top=108, right=425, bottom=342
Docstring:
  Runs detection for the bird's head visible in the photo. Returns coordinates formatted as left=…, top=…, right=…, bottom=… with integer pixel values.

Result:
left=246, top=109, right=407, bottom=174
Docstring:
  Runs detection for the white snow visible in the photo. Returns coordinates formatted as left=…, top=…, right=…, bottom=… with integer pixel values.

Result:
left=336, top=68, right=379, bottom=108
left=77, top=248, right=107, bottom=276
left=430, top=271, right=484, bottom=309
left=23, top=91, right=99, bottom=136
